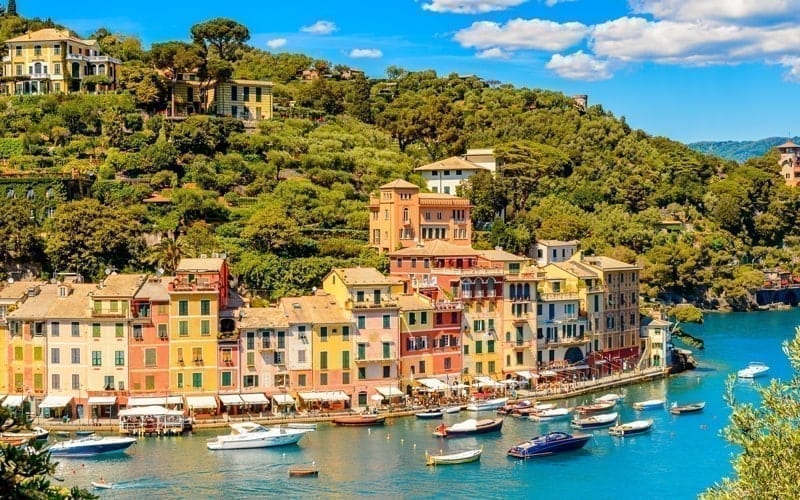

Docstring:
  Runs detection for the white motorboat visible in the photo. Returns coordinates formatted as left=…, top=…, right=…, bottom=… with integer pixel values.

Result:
left=48, top=436, right=137, bottom=457
left=608, top=418, right=654, bottom=437
left=207, top=422, right=313, bottom=450
left=737, top=362, right=769, bottom=379
left=529, top=407, right=572, bottom=422
left=594, top=393, right=624, bottom=404
left=466, top=397, right=509, bottom=412
left=632, top=399, right=665, bottom=410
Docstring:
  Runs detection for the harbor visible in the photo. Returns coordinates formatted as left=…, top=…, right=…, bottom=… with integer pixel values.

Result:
left=45, top=309, right=800, bottom=499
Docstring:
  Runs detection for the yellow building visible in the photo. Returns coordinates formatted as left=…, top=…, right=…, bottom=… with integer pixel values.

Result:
left=167, top=258, right=229, bottom=401
left=0, top=281, right=45, bottom=399
left=215, top=79, right=274, bottom=122
left=2, top=28, right=121, bottom=95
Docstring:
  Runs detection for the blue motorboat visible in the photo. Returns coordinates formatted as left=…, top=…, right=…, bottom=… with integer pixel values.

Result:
left=48, top=436, right=137, bottom=457
left=507, top=431, right=591, bottom=458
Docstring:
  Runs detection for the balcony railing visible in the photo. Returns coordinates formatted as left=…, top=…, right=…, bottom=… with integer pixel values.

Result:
left=433, top=301, right=463, bottom=311
left=168, top=280, right=218, bottom=292
left=91, top=309, right=126, bottom=318
left=539, top=291, right=580, bottom=301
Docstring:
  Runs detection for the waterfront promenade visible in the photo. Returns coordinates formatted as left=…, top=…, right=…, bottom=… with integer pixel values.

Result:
left=30, top=366, right=668, bottom=433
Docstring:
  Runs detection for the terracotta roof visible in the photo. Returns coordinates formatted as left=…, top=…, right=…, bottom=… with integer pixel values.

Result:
left=134, top=277, right=173, bottom=302
left=332, top=267, right=398, bottom=286
left=537, top=240, right=579, bottom=247
left=6, top=28, right=96, bottom=45
left=238, top=306, right=289, bottom=329
left=414, top=156, right=490, bottom=172
left=396, top=294, right=432, bottom=311
left=418, top=193, right=471, bottom=205
left=280, top=294, right=351, bottom=325
left=582, top=256, right=641, bottom=271
left=92, top=273, right=146, bottom=298
left=551, top=261, right=598, bottom=279
left=176, top=258, right=225, bottom=272
left=641, top=316, right=670, bottom=327
left=778, top=140, right=799, bottom=149
left=380, top=179, right=419, bottom=189
left=0, top=281, right=44, bottom=301
left=46, top=284, right=96, bottom=319
left=478, top=248, right=526, bottom=262
left=389, top=240, right=478, bottom=257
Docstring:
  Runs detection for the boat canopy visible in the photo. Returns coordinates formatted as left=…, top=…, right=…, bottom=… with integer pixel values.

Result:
left=39, top=395, right=73, bottom=409
left=1, top=395, right=24, bottom=407
left=118, top=405, right=183, bottom=417
left=297, top=391, right=350, bottom=402
left=240, top=393, right=269, bottom=405
left=219, top=394, right=244, bottom=406
left=185, top=395, right=218, bottom=409
left=88, top=396, right=117, bottom=405
left=375, top=386, right=403, bottom=397
left=127, top=396, right=183, bottom=407
left=416, top=378, right=449, bottom=391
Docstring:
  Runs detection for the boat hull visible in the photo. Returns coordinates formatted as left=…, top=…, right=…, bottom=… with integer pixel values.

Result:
left=466, top=397, right=509, bottom=412
left=434, top=418, right=503, bottom=437
left=48, top=437, right=137, bottom=457
left=415, top=410, right=444, bottom=419
left=571, top=412, right=618, bottom=429
left=207, top=431, right=307, bottom=450
left=332, top=415, right=386, bottom=426
left=632, top=400, right=664, bottom=410
left=508, top=432, right=591, bottom=458
left=670, top=402, right=705, bottom=415
left=426, top=448, right=482, bottom=465
left=609, top=419, right=653, bottom=437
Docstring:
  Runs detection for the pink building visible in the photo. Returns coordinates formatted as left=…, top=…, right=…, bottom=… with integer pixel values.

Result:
left=129, top=276, right=172, bottom=397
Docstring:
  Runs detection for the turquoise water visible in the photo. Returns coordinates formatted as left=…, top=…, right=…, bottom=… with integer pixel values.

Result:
left=56, top=310, right=800, bottom=499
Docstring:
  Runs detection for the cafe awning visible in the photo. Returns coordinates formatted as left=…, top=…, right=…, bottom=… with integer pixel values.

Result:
left=272, top=394, right=295, bottom=405
left=87, top=396, right=117, bottom=405
left=39, top=395, right=73, bottom=409
left=375, top=386, right=403, bottom=397
left=241, top=393, right=269, bottom=405
left=473, top=376, right=502, bottom=388
left=1, top=395, right=23, bottom=407
left=297, top=391, right=350, bottom=402
left=185, top=395, right=218, bottom=409
left=514, top=370, right=539, bottom=380
left=416, top=378, right=449, bottom=391
left=128, top=396, right=183, bottom=407
left=540, top=370, right=557, bottom=377
left=219, top=394, right=244, bottom=406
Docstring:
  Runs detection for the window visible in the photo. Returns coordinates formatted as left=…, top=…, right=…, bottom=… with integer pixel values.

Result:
left=298, top=349, right=306, bottom=363
left=34, top=347, right=42, bottom=361
left=383, top=315, right=391, bottom=329
left=103, top=376, right=114, bottom=390
left=358, top=367, right=366, bottom=380
left=357, top=343, right=366, bottom=360
left=231, top=85, right=238, bottom=101
left=320, top=351, right=328, bottom=370
left=408, top=312, right=416, bottom=325
left=463, top=344, right=469, bottom=355
left=221, top=371, right=232, bottom=387
left=34, top=45, right=41, bottom=55
left=488, top=361, right=495, bottom=373
left=145, top=348, right=156, bottom=367
left=133, top=325, right=143, bottom=340
left=200, top=300, right=210, bottom=315
left=274, top=351, right=284, bottom=364
left=243, top=86, right=249, bottom=101
left=54, top=44, right=61, bottom=55
left=71, top=348, right=80, bottom=364
left=246, top=351, right=255, bottom=366
left=72, top=374, right=80, bottom=390
left=178, top=301, right=188, bottom=316
left=444, top=357, right=452, bottom=370
left=420, top=311, right=428, bottom=324
left=475, top=361, right=483, bottom=374
left=277, top=331, right=285, bottom=349
left=115, top=323, right=124, bottom=338
left=419, top=360, right=426, bottom=374
left=192, top=347, right=203, bottom=363
left=255, top=87, right=262, bottom=102
left=71, top=322, right=80, bottom=337
left=51, top=323, right=60, bottom=337
left=383, top=342, right=391, bottom=359
left=342, top=351, right=350, bottom=369
left=475, top=341, right=483, bottom=354
left=146, top=375, right=155, bottom=390
left=92, top=351, right=102, bottom=366
left=488, top=340, right=495, bottom=353
left=320, top=326, right=328, bottom=342
left=192, top=372, right=202, bottom=388
left=92, top=323, right=101, bottom=338
left=200, top=320, right=210, bottom=336
left=14, top=45, right=21, bottom=56
left=383, top=366, right=391, bottom=378
left=158, top=324, right=168, bottom=339
left=14, top=346, right=22, bottom=361
left=179, top=321, right=189, bottom=336
left=243, top=375, right=258, bottom=387
left=342, top=372, right=350, bottom=384
left=51, top=348, right=60, bottom=364
left=357, top=316, right=366, bottom=329
left=320, top=373, right=328, bottom=386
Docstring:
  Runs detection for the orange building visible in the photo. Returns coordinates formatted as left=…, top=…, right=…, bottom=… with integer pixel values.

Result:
left=368, top=179, right=472, bottom=253
left=129, top=276, right=172, bottom=396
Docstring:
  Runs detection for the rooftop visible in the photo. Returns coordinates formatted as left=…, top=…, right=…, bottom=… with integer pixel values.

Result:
left=395, top=294, right=432, bottom=311
left=281, top=293, right=351, bottom=325
left=478, top=248, right=527, bottom=262
left=389, top=240, right=479, bottom=258
left=6, top=28, right=95, bottom=45
left=176, top=258, right=225, bottom=273
left=380, top=179, right=419, bottom=190
left=238, top=306, right=289, bottom=329
left=0, top=281, right=44, bottom=301
left=331, top=267, right=399, bottom=286
left=92, top=273, right=147, bottom=298
left=537, top=239, right=579, bottom=247
left=582, top=256, right=642, bottom=271
left=414, top=156, right=490, bottom=172
left=134, top=277, right=173, bottom=302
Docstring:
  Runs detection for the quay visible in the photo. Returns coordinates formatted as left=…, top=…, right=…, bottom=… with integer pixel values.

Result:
left=31, top=367, right=668, bottom=434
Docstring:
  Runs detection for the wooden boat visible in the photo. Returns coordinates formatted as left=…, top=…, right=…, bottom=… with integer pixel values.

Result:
left=1, top=426, right=49, bottom=441
left=632, top=399, right=665, bottom=410
left=332, top=414, right=386, bottom=426
left=415, top=408, right=444, bottom=419
left=426, top=447, right=483, bottom=466
left=571, top=412, right=618, bottom=430
left=497, top=400, right=532, bottom=415
left=466, top=397, right=508, bottom=412
left=670, top=402, right=705, bottom=415
left=575, top=400, right=616, bottom=415
left=528, top=407, right=572, bottom=422
left=91, top=481, right=113, bottom=490
left=289, top=463, right=319, bottom=477
left=507, top=432, right=591, bottom=458
left=738, top=362, right=769, bottom=379
left=0, top=435, right=29, bottom=447
left=609, top=418, right=654, bottom=437
left=433, top=418, right=503, bottom=437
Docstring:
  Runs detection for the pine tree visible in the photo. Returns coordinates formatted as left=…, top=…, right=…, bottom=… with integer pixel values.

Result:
left=7, top=0, right=16, bottom=16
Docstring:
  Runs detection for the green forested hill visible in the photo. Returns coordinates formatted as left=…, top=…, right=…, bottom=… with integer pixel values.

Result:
left=689, top=137, right=799, bottom=163
left=0, top=16, right=796, bottom=310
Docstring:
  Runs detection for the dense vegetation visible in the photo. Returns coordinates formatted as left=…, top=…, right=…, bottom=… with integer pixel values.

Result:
left=0, top=14, right=798, bottom=309
left=689, top=136, right=800, bottom=163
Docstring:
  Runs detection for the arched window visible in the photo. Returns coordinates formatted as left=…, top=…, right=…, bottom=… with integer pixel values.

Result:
left=523, top=283, right=531, bottom=300
left=26, top=188, right=34, bottom=199
left=402, top=207, right=409, bottom=222
left=487, top=277, right=495, bottom=297
left=34, top=62, right=42, bottom=74
left=461, top=279, right=472, bottom=298
left=98, top=64, right=106, bottom=75
left=509, top=284, right=516, bottom=300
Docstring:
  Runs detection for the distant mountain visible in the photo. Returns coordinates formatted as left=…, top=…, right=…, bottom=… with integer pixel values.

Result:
left=688, top=136, right=799, bottom=163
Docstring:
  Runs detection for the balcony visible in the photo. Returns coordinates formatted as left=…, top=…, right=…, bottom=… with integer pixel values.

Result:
left=169, top=280, right=218, bottom=292
left=350, top=299, right=398, bottom=309
left=433, top=301, right=463, bottom=311
left=355, top=356, right=394, bottom=364
left=91, top=309, right=126, bottom=318
left=192, top=359, right=204, bottom=366
left=539, top=291, right=580, bottom=301
left=512, top=340, right=533, bottom=350
left=544, top=336, right=591, bottom=347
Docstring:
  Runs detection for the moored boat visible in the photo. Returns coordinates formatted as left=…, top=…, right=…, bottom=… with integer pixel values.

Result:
left=737, top=362, right=769, bottom=379
left=433, top=418, right=503, bottom=437
left=571, top=412, right=618, bottom=430
left=289, top=463, right=319, bottom=477
left=507, top=431, right=591, bottom=458
left=497, top=400, right=532, bottom=415
left=443, top=406, right=461, bottom=414
left=594, top=393, right=624, bottom=404
left=670, top=402, right=705, bottom=415
left=466, top=397, right=509, bottom=412
left=608, top=418, right=654, bottom=437
left=415, top=408, right=444, bottom=419
left=332, top=414, right=386, bottom=426
left=287, top=423, right=318, bottom=430
left=1, top=426, right=48, bottom=442
left=48, top=436, right=137, bottom=457
left=207, top=423, right=312, bottom=450
left=75, top=430, right=96, bottom=437
left=575, top=400, right=616, bottom=415
left=632, top=399, right=665, bottom=410
left=426, top=447, right=483, bottom=465
left=529, top=407, right=572, bottom=422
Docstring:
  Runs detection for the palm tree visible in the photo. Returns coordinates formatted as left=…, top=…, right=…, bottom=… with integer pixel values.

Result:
left=146, top=233, right=189, bottom=275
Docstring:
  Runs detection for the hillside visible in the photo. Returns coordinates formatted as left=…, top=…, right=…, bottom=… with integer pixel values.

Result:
left=688, top=136, right=797, bottom=163
left=0, top=16, right=798, bottom=311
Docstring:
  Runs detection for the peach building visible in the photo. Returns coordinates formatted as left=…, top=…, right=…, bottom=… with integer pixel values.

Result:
left=129, top=276, right=172, bottom=397
left=369, top=179, right=472, bottom=253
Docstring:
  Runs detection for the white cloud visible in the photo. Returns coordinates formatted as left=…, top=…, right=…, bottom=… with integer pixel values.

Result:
left=301, top=20, right=338, bottom=35
left=422, top=0, right=528, bottom=14
left=630, top=0, right=797, bottom=23
left=546, top=51, right=613, bottom=80
left=349, top=48, right=383, bottom=58
left=476, top=47, right=513, bottom=59
left=266, top=38, right=287, bottom=49
left=454, top=18, right=589, bottom=51
left=544, top=0, right=576, bottom=6
left=778, top=56, right=800, bottom=82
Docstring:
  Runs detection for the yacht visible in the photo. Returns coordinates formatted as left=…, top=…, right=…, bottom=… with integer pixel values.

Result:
left=737, top=362, right=769, bottom=379
left=207, top=422, right=313, bottom=450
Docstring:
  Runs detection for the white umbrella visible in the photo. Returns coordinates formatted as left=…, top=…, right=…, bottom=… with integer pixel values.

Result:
left=370, top=394, right=384, bottom=402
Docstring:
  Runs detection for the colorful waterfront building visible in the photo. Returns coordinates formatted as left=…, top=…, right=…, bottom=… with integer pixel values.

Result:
left=368, top=179, right=472, bottom=253
left=0, top=280, right=43, bottom=399
left=129, top=276, right=172, bottom=397
left=168, top=258, right=231, bottom=414
left=6, top=283, right=52, bottom=407
left=237, top=306, right=290, bottom=412
left=322, top=268, right=402, bottom=407
left=640, top=316, right=672, bottom=369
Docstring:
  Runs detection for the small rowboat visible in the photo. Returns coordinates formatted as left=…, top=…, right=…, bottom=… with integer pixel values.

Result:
left=632, top=399, right=665, bottom=410
left=594, top=393, right=624, bottom=404
left=91, top=481, right=113, bottom=489
left=575, top=400, right=615, bottom=415
left=289, top=463, right=319, bottom=477
left=415, top=409, right=444, bottom=419
left=670, top=402, right=705, bottom=415
left=426, top=447, right=482, bottom=466
left=443, top=406, right=461, bottom=414
left=332, top=414, right=386, bottom=426
left=608, top=418, right=654, bottom=437
left=571, top=412, right=618, bottom=430
left=529, top=407, right=572, bottom=422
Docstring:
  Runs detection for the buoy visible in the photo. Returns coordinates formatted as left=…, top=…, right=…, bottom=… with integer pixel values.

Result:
left=413, top=444, right=416, bottom=449
left=400, top=438, right=404, bottom=445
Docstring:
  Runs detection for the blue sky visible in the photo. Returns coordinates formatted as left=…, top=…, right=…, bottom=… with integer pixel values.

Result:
left=21, top=0, right=800, bottom=143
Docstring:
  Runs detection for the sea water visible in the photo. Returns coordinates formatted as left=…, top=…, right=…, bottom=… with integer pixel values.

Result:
left=58, top=309, right=800, bottom=499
